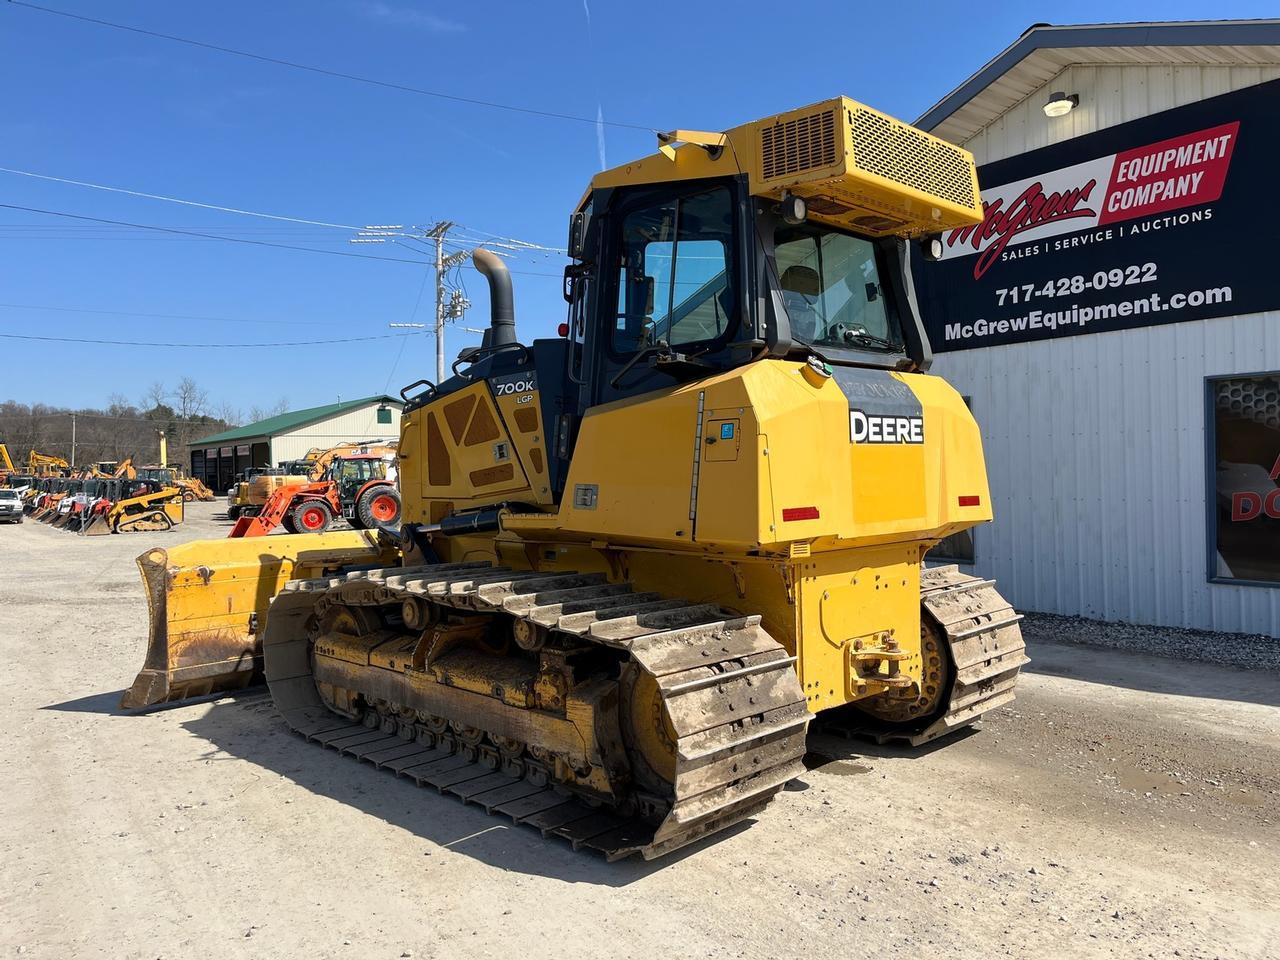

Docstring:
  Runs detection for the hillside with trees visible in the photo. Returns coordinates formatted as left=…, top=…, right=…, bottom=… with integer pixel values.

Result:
left=0, top=378, right=287, bottom=470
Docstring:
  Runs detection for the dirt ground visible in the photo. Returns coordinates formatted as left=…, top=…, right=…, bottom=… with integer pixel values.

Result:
left=2, top=502, right=1277, bottom=960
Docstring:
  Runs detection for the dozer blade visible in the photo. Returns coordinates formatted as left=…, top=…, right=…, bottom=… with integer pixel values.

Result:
left=121, top=530, right=395, bottom=710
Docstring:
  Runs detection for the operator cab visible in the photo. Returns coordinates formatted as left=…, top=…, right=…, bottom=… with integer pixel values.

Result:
left=326, top=455, right=393, bottom=502
left=406, top=98, right=977, bottom=509
left=563, top=175, right=930, bottom=409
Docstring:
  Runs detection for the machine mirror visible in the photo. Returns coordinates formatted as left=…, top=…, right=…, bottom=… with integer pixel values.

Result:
left=568, top=212, right=584, bottom=258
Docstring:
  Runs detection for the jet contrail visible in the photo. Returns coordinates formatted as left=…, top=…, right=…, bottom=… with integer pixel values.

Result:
left=583, top=0, right=607, bottom=170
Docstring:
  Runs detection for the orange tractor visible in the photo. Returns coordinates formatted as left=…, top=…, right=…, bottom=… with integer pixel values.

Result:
left=228, top=446, right=399, bottom=537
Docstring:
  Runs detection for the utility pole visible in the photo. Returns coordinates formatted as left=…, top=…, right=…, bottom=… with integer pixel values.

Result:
left=354, top=222, right=472, bottom=381
left=70, top=413, right=76, bottom=468
left=425, top=222, right=471, bottom=382
left=428, top=221, right=452, bottom=382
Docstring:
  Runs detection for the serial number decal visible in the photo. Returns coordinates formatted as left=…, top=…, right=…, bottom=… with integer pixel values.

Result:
left=850, top=410, right=924, bottom=445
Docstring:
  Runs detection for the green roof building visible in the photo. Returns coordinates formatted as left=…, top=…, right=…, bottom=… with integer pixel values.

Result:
left=189, top=395, right=402, bottom=490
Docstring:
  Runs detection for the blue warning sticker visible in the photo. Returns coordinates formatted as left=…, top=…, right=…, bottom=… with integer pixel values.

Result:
left=720, top=422, right=735, bottom=440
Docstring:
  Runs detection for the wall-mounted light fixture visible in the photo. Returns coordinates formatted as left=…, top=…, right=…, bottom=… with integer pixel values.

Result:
left=1043, top=92, right=1079, bottom=118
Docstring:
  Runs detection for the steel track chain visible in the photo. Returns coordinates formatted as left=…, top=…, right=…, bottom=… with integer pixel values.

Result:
left=263, top=561, right=809, bottom=860
left=819, top=564, right=1028, bottom=746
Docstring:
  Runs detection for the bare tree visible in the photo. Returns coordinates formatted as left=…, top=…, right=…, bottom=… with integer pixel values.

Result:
left=106, top=393, right=136, bottom=418
left=217, top=401, right=243, bottom=427
left=175, top=377, right=209, bottom=420
left=142, top=381, right=167, bottom=412
left=0, top=385, right=240, bottom=472
left=271, top=396, right=290, bottom=417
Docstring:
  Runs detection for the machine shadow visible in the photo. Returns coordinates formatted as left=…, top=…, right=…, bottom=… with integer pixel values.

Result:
left=1023, top=637, right=1280, bottom=708
left=801, top=723, right=979, bottom=769
left=43, top=687, right=265, bottom=716
left=42, top=690, right=132, bottom=715
left=178, top=693, right=747, bottom=886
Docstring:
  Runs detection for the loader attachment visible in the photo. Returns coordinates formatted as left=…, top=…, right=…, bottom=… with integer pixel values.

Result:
left=228, top=513, right=272, bottom=537
left=121, top=530, right=395, bottom=710
left=81, top=513, right=112, bottom=535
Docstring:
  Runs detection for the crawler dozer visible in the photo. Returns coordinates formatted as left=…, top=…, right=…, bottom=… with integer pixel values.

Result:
left=123, top=97, right=1027, bottom=859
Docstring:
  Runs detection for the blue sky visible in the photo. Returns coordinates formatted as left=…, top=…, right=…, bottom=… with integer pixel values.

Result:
left=3, top=0, right=1276, bottom=414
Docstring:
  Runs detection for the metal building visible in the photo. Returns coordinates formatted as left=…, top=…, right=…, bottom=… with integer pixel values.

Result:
left=915, top=21, right=1280, bottom=635
left=189, top=395, right=402, bottom=491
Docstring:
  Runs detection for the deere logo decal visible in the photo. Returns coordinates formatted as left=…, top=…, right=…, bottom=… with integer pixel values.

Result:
left=850, top=410, right=924, bottom=444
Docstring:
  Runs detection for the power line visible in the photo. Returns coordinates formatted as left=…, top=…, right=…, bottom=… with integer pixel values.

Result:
left=0, top=168, right=567, bottom=255
left=0, top=300, right=350, bottom=326
left=0, top=203, right=567, bottom=277
left=19, top=410, right=231, bottom=426
left=7, top=0, right=658, bottom=133
left=0, top=165, right=363, bottom=229
left=0, top=331, right=430, bottom=349
left=0, top=202, right=428, bottom=264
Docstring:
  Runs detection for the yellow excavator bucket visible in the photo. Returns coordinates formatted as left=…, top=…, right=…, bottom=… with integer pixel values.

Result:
left=121, top=530, right=395, bottom=709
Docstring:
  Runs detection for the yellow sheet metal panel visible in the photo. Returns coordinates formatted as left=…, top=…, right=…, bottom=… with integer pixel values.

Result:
left=542, top=359, right=992, bottom=554
left=692, top=406, right=768, bottom=547
left=592, top=96, right=982, bottom=238
left=792, top=544, right=922, bottom=713
left=492, top=386, right=554, bottom=507
left=556, top=382, right=704, bottom=548
left=398, top=380, right=534, bottom=519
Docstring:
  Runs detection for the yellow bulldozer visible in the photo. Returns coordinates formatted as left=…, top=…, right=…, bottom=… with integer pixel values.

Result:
left=122, top=96, right=1026, bottom=860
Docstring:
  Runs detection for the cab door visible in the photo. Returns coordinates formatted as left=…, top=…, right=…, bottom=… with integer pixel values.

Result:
left=587, top=179, right=745, bottom=407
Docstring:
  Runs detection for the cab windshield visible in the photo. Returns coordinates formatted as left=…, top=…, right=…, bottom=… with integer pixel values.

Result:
left=774, top=222, right=904, bottom=353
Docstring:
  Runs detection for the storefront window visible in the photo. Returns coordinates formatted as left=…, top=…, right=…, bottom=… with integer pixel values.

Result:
left=1209, top=373, right=1280, bottom=585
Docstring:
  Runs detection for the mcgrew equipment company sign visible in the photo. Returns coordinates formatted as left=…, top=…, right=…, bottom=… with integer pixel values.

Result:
left=917, top=78, right=1280, bottom=351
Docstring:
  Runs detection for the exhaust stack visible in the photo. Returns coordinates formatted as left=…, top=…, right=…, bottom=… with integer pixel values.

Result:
left=472, top=248, right=516, bottom=348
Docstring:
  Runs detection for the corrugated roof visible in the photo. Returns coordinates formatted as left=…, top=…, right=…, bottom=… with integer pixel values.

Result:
left=190, top=395, right=401, bottom=446
left=917, top=20, right=1280, bottom=141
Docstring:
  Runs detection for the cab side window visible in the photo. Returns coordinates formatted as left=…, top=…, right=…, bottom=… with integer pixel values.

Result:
left=611, top=186, right=735, bottom=353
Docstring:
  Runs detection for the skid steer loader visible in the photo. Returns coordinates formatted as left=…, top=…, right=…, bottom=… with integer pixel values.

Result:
left=123, top=96, right=1026, bottom=860
left=81, top=479, right=185, bottom=535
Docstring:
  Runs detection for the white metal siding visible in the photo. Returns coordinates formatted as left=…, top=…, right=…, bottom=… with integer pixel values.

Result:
left=937, top=313, right=1280, bottom=634
left=270, top=403, right=402, bottom=464
left=963, top=63, right=1280, bottom=165
left=931, top=62, right=1280, bottom=635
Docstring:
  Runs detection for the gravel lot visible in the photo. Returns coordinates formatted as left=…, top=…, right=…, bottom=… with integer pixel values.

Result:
left=3, top=502, right=1277, bottom=959
left=1023, top=611, right=1280, bottom=673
